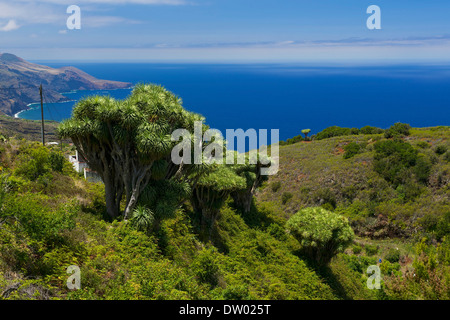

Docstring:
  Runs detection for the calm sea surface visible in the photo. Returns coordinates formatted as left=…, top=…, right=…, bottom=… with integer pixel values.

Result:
left=19, top=63, right=450, bottom=141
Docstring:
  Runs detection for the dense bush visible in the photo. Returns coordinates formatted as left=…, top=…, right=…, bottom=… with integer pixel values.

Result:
left=191, top=247, right=220, bottom=288
left=385, top=248, right=401, bottom=263
left=444, top=151, right=450, bottom=162
left=49, top=151, right=65, bottom=173
left=14, top=145, right=50, bottom=181
left=286, top=207, right=354, bottom=265
left=360, top=126, right=384, bottom=135
left=434, top=145, right=448, bottom=155
left=414, top=154, right=432, bottom=184
left=352, top=244, right=362, bottom=255
left=279, top=134, right=304, bottom=146
left=373, top=139, right=418, bottom=186
left=364, top=244, right=379, bottom=256
left=281, top=192, right=293, bottom=204
left=435, top=211, right=450, bottom=241
left=316, top=126, right=356, bottom=140
left=315, top=125, right=383, bottom=140
left=343, top=142, right=361, bottom=159
left=384, top=123, right=411, bottom=139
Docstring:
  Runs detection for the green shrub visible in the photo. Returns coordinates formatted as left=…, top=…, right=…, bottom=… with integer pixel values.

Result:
left=385, top=248, right=401, bottom=263
left=287, top=135, right=304, bottom=144
left=266, top=223, right=288, bottom=241
left=3, top=193, right=77, bottom=246
left=15, top=146, right=50, bottom=181
left=279, top=135, right=304, bottom=146
left=364, top=244, right=379, bottom=256
left=373, top=139, right=418, bottom=186
left=130, top=205, right=154, bottom=233
left=384, top=123, right=411, bottom=139
left=414, top=154, right=432, bottom=184
left=342, top=254, right=363, bottom=273
left=271, top=181, right=282, bottom=193
left=359, top=256, right=378, bottom=270
left=352, top=244, right=362, bottom=255
left=435, top=145, right=448, bottom=155
left=343, top=142, right=361, bottom=159
left=281, top=192, right=293, bottom=204
left=286, top=207, right=354, bottom=265
left=416, top=141, right=431, bottom=149
left=313, top=188, right=337, bottom=209
left=444, top=151, right=450, bottom=162
left=380, top=260, right=401, bottom=276
left=191, top=248, right=220, bottom=288
left=316, top=126, right=354, bottom=140
left=49, top=151, right=65, bottom=173
left=222, top=285, right=250, bottom=300
left=436, top=212, right=450, bottom=241
left=360, top=126, right=384, bottom=135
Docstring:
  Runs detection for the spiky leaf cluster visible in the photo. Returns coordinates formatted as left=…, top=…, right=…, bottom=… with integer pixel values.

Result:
left=58, top=84, right=204, bottom=218
left=286, top=207, right=354, bottom=265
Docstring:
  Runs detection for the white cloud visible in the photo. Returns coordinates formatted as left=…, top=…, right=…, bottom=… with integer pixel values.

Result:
left=0, top=2, right=60, bottom=25
left=0, top=19, right=20, bottom=31
left=0, top=0, right=155, bottom=30
left=58, top=29, right=67, bottom=34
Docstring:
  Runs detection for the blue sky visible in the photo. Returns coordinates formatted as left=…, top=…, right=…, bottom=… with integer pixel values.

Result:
left=1, top=0, right=450, bottom=62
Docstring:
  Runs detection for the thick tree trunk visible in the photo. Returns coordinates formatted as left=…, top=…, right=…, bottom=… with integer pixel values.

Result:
left=231, top=190, right=252, bottom=213
left=104, top=176, right=120, bottom=219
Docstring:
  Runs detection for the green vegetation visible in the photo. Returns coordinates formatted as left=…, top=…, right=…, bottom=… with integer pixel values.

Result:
left=286, top=207, right=354, bottom=266
left=257, top=123, right=450, bottom=300
left=343, top=142, right=362, bottom=159
left=315, top=125, right=384, bottom=141
left=1, top=99, right=449, bottom=301
left=0, top=138, right=335, bottom=299
left=58, top=84, right=206, bottom=219
left=301, top=129, right=311, bottom=140
left=384, top=122, right=411, bottom=139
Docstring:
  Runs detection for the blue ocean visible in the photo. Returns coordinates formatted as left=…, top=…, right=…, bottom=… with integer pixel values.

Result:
left=19, top=63, right=450, bottom=141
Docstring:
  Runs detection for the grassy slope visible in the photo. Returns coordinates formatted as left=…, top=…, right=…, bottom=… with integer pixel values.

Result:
left=0, top=114, right=62, bottom=143
left=1, top=124, right=448, bottom=300
left=257, top=126, right=450, bottom=231
left=255, top=126, right=450, bottom=299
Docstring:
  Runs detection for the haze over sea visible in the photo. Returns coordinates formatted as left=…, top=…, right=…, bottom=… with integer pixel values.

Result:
left=18, top=63, right=450, bottom=141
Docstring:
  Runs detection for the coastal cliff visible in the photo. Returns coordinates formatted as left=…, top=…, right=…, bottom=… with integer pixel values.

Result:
left=0, top=53, right=131, bottom=116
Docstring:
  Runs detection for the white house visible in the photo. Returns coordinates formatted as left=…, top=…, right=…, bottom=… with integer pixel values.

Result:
left=69, top=150, right=88, bottom=173
left=69, top=150, right=102, bottom=183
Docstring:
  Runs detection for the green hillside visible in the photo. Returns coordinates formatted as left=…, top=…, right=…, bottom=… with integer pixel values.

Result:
left=0, top=116, right=449, bottom=300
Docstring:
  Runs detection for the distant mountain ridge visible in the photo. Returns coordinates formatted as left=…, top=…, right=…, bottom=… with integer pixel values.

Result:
left=0, top=53, right=131, bottom=116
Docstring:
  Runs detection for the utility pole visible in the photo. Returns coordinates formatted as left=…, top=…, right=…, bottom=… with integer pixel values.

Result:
left=39, top=84, right=45, bottom=146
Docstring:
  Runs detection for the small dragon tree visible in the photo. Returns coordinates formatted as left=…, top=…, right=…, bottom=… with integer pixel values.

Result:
left=286, top=207, right=354, bottom=266
left=301, top=129, right=311, bottom=140
left=58, top=84, right=204, bottom=219
left=230, top=152, right=271, bottom=213
left=191, top=165, right=246, bottom=233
